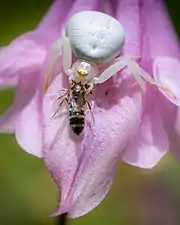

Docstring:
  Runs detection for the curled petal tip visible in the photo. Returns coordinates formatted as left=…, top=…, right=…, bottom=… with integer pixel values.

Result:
left=153, top=57, right=180, bottom=107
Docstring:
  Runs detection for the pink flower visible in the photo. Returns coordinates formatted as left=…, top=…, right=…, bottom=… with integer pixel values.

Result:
left=122, top=0, right=180, bottom=168
left=43, top=0, right=142, bottom=218
left=1, top=0, right=180, bottom=219
left=43, top=0, right=180, bottom=218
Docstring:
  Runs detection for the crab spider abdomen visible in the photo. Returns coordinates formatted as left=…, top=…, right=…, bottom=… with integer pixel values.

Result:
left=66, top=11, right=125, bottom=64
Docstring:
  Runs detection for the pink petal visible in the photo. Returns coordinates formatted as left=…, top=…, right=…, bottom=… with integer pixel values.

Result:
left=154, top=57, right=180, bottom=107
left=44, top=74, right=142, bottom=217
left=43, top=74, right=81, bottom=207
left=101, top=0, right=116, bottom=17
left=125, top=0, right=180, bottom=168
left=116, top=0, right=141, bottom=56
left=141, top=0, right=180, bottom=59
left=0, top=106, right=17, bottom=133
left=114, top=0, right=142, bottom=88
left=122, top=96, right=169, bottom=168
left=67, top=91, right=142, bottom=218
left=0, top=72, right=43, bottom=157
left=158, top=95, right=179, bottom=160
left=15, top=89, right=43, bottom=158
left=65, top=0, right=101, bottom=21
left=0, top=75, right=18, bottom=87
left=37, top=0, right=74, bottom=42
left=173, top=109, right=180, bottom=159
left=141, top=0, right=180, bottom=108
left=0, top=0, right=74, bottom=83
left=0, top=73, right=38, bottom=133
left=0, top=34, right=46, bottom=80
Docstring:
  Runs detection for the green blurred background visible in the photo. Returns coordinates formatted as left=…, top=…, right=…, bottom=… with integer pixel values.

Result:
left=0, top=0, right=180, bottom=224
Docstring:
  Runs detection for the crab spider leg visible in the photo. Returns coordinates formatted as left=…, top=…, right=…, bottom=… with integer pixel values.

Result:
left=93, top=56, right=146, bottom=92
left=127, top=60, right=147, bottom=93
left=43, top=37, right=72, bottom=92
left=93, top=56, right=176, bottom=100
left=137, top=66, right=177, bottom=100
left=130, top=61, right=177, bottom=100
left=93, top=56, right=129, bottom=84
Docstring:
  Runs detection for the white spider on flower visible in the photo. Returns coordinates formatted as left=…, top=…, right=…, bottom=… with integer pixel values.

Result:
left=44, top=10, right=176, bottom=100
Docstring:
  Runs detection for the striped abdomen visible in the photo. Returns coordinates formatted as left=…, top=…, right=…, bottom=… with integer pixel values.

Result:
left=69, top=102, right=85, bottom=135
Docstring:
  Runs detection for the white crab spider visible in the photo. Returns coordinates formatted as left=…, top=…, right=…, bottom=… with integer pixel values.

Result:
left=44, top=11, right=176, bottom=100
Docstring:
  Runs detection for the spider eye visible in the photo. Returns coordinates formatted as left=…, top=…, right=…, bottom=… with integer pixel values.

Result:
left=77, top=69, right=89, bottom=76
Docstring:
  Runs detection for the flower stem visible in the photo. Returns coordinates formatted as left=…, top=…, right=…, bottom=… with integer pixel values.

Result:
left=57, top=213, right=68, bottom=225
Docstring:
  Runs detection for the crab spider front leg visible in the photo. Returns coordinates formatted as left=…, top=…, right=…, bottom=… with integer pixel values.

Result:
left=43, top=36, right=72, bottom=92
left=93, top=56, right=146, bottom=91
left=93, top=56, right=176, bottom=100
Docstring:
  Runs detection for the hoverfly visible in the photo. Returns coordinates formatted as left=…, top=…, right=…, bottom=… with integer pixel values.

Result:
left=53, top=81, right=93, bottom=135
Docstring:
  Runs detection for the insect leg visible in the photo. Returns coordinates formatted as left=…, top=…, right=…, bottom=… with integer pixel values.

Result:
left=51, top=89, right=70, bottom=118
left=85, top=99, right=95, bottom=121
left=85, top=83, right=94, bottom=94
left=52, top=97, right=69, bottom=118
